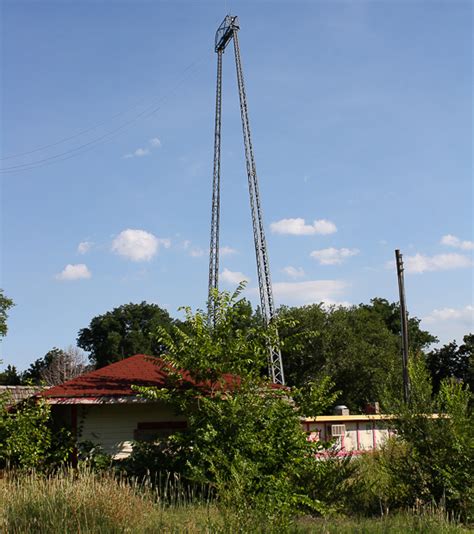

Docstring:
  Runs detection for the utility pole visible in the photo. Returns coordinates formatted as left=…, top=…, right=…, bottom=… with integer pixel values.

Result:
left=208, top=15, right=285, bottom=385
left=395, top=249, right=410, bottom=403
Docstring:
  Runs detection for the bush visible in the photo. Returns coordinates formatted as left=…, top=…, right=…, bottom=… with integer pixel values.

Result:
left=370, top=357, right=474, bottom=521
left=0, top=397, right=72, bottom=470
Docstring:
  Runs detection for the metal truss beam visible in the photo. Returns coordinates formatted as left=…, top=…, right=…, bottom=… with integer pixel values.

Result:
left=208, top=15, right=285, bottom=385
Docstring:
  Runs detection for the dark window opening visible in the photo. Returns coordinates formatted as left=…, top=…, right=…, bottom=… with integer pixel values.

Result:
left=134, top=421, right=187, bottom=442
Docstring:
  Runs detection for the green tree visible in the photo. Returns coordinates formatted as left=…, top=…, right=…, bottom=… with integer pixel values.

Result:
left=0, top=397, right=72, bottom=469
left=133, top=287, right=338, bottom=518
left=77, top=302, right=176, bottom=368
left=22, top=347, right=65, bottom=384
left=362, top=298, right=437, bottom=353
left=0, top=365, right=22, bottom=385
left=0, top=289, right=14, bottom=339
left=278, top=300, right=437, bottom=411
left=426, top=333, right=473, bottom=393
left=382, top=356, right=474, bottom=520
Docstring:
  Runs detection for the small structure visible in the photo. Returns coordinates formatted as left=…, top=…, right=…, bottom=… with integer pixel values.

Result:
left=41, top=354, right=237, bottom=459
left=0, top=385, right=48, bottom=408
left=302, top=414, right=396, bottom=455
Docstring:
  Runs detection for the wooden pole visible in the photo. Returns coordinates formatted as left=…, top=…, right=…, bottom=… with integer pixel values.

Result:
left=395, top=249, right=410, bottom=403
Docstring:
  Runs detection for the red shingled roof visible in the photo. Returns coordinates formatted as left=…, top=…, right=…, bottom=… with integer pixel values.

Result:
left=41, top=354, right=240, bottom=399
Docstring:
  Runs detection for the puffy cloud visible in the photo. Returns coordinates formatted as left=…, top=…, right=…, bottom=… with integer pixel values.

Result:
left=272, top=280, right=347, bottom=305
left=270, top=218, right=337, bottom=236
left=423, top=305, right=474, bottom=326
left=440, top=234, right=474, bottom=251
left=221, top=246, right=238, bottom=257
left=112, top=229, right=170, bottom=261
left=189, top=247, right=205, bottom=258
left=77, top=241, right=93, bottom=255
left=149, top=137, right=161, bottom=148
left=310, top=247, right=359, bottom=265
left=399, top=253, right=473, bottom=274
left=220, top=268, right=249, bottom=285
left=123, top=137, right=161, bottom=159
left=282, top=266, right=305, bottom=279
left=56, top=264, right=91, bottom=281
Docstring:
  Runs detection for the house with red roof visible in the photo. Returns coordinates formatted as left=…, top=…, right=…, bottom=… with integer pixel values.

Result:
left=41, top=353, right=398, bottom=459
left=41, top=354, right=204, bottom=459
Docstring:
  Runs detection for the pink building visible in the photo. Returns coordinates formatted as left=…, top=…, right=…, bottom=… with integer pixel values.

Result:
left=302, top=414, right=396, bottom=455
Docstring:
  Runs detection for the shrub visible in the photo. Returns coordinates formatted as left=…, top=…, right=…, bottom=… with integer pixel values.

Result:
left=377, top=357, right=474, bottom=521
left=0, top=397, right=72, bottom=470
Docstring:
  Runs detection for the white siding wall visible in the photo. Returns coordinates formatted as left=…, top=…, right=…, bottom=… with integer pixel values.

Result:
left=78, top=402, right=185, bottom=459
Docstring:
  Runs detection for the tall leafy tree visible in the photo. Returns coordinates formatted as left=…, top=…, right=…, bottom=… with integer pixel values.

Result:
left=362, top=298, right=437, bottom=352
left=0, top=365, right=22, bottom=385
left=0, top=290, right=14, bottom=340
left=134, top=287, right=338, bottom=518
left=426, top=333, right=473, bottom=393
left=22, top=348, right=65, bottom=384
left=0, top=290, right=14, bottom=370
left=278, top=299, right=437, bottom=411
left=77, top=302, right=176, bottom=368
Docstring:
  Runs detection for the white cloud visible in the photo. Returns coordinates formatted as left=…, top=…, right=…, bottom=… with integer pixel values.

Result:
left=395, top=253, right=473, bottom=274
left=112, top=229, right=170, bottom=262
left=221, top=246, right=238, bottom=257
left=123, top=137, right=161, bottom=159
left=272, top=280, right=348, bottom=305
left=77, top=241, right=93, bottom=255
left=56, top=264, right=91, bottom=281
left=310, top=247, right=359, bottom=265
left=189, top=247, right=205, bottom=258
left=220, top=268, right=249, bottom=285
left=440, top=234, right=474, bottom=251
left=282, top=266, right=305, bottom=279
left=270, top=218, right=337, bottom=236
left=424, top=305, right=474, bottom=327
left=134, top=147, right=150, bottom=157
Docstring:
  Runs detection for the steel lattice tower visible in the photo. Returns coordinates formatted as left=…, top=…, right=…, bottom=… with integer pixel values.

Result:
left=208, top=15, right=285, bottom=385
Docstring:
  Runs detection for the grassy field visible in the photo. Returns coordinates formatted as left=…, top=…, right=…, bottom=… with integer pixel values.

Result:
left=0, top=470, right=470, bottom=534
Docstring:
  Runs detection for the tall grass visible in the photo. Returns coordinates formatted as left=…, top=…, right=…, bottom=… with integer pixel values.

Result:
left=0, top=468, right=218, bottom=533
left=0, top=469, right=469, bottom=533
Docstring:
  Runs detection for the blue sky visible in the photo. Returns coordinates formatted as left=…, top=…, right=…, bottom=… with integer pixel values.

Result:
left=1, top=0, right=472, bottom=371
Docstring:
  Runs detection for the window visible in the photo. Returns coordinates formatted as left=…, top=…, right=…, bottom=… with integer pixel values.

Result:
left=331, top=424, right=346, bottom=437
left=134, top=421, right=187, bottom=442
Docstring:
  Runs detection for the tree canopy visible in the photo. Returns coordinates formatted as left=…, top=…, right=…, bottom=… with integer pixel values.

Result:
left=77, top=302, right=177, bottom=368
left=426, top=333, right=473, bottom=393
left=278, top=298, right=437, bottom=411
left=0, top=290, right=14, bottom=340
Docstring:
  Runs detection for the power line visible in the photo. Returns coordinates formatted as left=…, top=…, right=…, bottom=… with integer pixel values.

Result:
left=0, top=55, right=208, bottom=173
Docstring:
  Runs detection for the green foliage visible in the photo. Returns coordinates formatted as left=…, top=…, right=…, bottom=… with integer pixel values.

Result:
left=21, top=347, right=65, bottom=384
left=427, top=333, right=473, bottom=393
left=77, top=441, right=113, bottom=470
left=279, top=302, right=401, bottom=410
left=0, top=364, right=22, bottom=385
left=0, top=289, right=14, bottom=339
left=77, top=301, right=176, bottom=368
left=134, top=286, right=340, bottom=517
left=362, top=298, right=437, bottom=353
left=155, top=285, right=269, bottom=383
left=380, top=356, right=474, bottom=520
left=351, top=438, right=415, bottom=515
left=0, top=398, right=72, bottom=470
left=1, top=469, right=469, bottom=534
left=292, top=376, right=340, bottom=417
